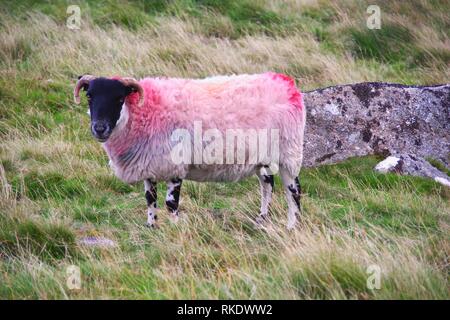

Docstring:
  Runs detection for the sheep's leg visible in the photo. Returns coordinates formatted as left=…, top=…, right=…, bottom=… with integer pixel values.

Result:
left=144, top=179, right=158, bottom=228
left=255, top=171, right=274, bottom=224
left=166, top=178, right=182, bottom=223
left=280, top=168, right=301, bottom=230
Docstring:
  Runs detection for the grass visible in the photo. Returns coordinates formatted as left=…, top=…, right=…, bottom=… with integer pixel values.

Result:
left=427, top=157, right=450, bottom=177
left=0, top=0, right=449, bottom=299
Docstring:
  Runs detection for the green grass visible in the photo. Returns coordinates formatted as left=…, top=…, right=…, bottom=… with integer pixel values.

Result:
left=1, top=153, right=448, bottom=299
left=1, top=0, right=294, bottom=37
left=0, top=215, right=77, bottom=260
left=347, top=24, right=446, bottom=70
left=427, top=157, right=450, bottom=177
left=349, top=25, right=414, bottom=62
left=11, top=171, right=89, bottom=200
left=0, top=0, right=449, bottom=299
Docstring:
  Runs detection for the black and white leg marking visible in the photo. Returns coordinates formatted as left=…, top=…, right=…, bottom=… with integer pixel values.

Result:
left=288, top=177, right=301, bottom=213
left=144, top=179, right=158, bottom=227
left=166, top=178, right=182, bottom=222
left=256, top=166, right=274, bottom=224
left=280, top=168, right=302, bottom=230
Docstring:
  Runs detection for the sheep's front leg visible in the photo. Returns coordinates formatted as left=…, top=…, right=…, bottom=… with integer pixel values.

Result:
left=166, top=178, right=182, bottom=223
left=255, top=170, right=274, bottom=224
left=144, top=179, right=158, bottom=228
left=280, top=168, right=301, bottom=230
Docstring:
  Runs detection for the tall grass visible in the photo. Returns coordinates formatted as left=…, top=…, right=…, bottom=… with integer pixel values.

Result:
left=0, top=0, right=449, bottom=299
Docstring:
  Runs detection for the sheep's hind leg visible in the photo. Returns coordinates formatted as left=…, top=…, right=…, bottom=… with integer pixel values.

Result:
left=280, top=168, right=301, bottom=230
left=144, top=179, right=158, bottom=228
left=255, top=168, right=274, bottom=225
left=166, top=178, right=182, bottom=223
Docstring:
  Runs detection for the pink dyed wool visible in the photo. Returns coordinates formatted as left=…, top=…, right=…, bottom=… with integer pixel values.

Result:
left=103, top=73, right=306, bottom=185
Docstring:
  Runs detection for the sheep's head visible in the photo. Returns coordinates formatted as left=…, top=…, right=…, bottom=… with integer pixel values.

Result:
left=74, top=75, right=144, bottom=142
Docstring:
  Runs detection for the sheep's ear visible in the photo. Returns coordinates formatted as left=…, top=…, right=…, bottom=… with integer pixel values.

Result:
left=119, top=78, right=144, bottom=107
left=77, top=75, right=89, bottom=91
left=125, top=86, right=136, bottom=95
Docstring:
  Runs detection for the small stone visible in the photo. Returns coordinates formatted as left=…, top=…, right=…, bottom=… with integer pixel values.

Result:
left=434, top=177, right=450, bottom=187
left=374, top=156, right=401, bottom=173
left=78, top=237, right=116, bottom=248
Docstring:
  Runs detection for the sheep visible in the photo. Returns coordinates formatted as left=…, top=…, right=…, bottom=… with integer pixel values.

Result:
left=73, top=73, right=306, bottom=229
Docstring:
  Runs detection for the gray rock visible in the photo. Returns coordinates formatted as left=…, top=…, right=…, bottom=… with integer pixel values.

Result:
left=303, top=82, right=449, bottom=184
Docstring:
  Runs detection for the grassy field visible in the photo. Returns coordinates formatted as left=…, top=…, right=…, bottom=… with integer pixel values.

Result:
left=0, top=0, right=449, bottom=299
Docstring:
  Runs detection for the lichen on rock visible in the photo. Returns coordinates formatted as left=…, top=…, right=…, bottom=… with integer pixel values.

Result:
left=303, top=82, right=449, bottom=185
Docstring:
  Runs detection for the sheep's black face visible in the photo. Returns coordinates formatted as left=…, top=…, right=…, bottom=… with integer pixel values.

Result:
left=84, top=78, right=133, bottom=142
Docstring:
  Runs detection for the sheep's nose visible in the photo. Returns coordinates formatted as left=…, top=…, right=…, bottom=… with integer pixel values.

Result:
left=94, top=123, right=108, bottom=134
left=92, top=122, right=111, bottom=140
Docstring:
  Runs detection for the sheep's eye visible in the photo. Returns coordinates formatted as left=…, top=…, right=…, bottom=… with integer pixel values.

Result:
left=119, top=98, right=124, bottom=104
left=86, top=94, right=91, bottom=100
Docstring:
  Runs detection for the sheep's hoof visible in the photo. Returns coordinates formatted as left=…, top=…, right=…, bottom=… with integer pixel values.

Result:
left=286, top=218, right=298, bottom=230
left=255, top=214, right=270, bottom=228
left=255, top=214, right=267, bottom=224
left=144, top=222, right=159, bottom=229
